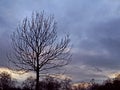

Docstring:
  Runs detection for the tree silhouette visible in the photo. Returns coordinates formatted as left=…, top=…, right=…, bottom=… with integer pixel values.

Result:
left=41, top=76, right=61, bottom=90
left=0, top=72, right=16, bottom=90
left=61, top=78, right=72, bottom=90
left=9, top=12, right=71, bottom=90
left=22, top=76, right=35, bottom=90
left=90, top=76, right=120, bottom=90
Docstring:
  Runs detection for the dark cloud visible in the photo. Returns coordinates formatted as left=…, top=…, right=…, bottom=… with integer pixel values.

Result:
left=78, top=18, right=120, bottom=66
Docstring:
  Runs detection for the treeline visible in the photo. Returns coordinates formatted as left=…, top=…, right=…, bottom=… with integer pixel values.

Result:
left=90, top=78, right=120, bottom=90
left=0, top=72, right=72, bottom=90
left=0, top=72, right=120, bottom=90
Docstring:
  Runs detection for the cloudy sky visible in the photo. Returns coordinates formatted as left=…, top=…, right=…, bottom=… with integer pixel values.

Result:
left=1, top=0, right=120, bottom=82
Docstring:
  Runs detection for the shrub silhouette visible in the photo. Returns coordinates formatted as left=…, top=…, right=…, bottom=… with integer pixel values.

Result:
left=39, top=76, right=61, bottom=90
left=0, top=72, right=16, bottom=90
left=90, top=77, right=120, bottom=90
left=22, top=76, right=35, bottom=90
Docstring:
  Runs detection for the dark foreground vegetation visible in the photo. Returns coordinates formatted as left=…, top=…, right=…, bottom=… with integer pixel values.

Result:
left=0, top=72, right=120, bottom=90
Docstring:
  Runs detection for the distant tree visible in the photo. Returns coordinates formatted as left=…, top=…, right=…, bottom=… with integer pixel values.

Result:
left=61, top=78, right=72, bottom=90
left=115, top=74, right=120, bottom=80
left=90, top=83, right=100, bottom=90
left=90, top=77, right=120, bottom=90
left=22, top=76, right=35, bottom=90
left=41, top=76, right=61, bottom=90
left=9, top=12, right=71, bottom=90
left=0, top=72, right=16, bottom=90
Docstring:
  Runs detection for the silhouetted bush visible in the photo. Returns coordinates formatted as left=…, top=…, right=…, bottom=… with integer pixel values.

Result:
left=90, top=77, right=120, bottom=90
left=22, top=76, right=35, bottom=90
left=39, top=76, right=61, bottom=90
left=0, top=72, right=17, bottom=90
left=22, top=76, right=72, bottom=90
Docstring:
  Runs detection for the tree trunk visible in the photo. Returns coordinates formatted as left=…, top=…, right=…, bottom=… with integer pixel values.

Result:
left=36, top=53, right=39, bottom=90
left=36, top=70, right=39, bottom=90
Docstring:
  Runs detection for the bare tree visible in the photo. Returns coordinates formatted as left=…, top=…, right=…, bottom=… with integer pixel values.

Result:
left=9, top=12, right=71, bottom=90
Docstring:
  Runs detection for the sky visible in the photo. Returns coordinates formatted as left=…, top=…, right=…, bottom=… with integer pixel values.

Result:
left=1, top=0, right=120, bottom=82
